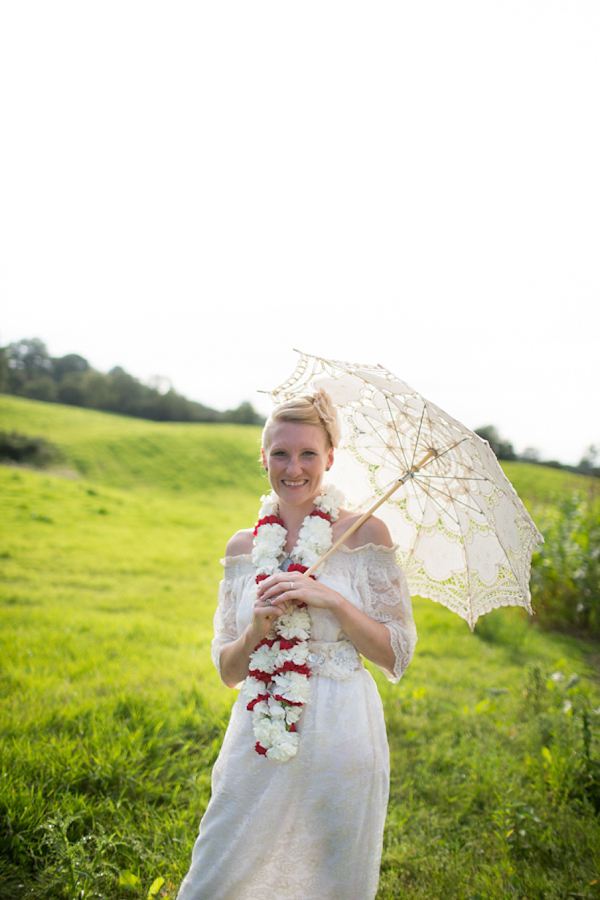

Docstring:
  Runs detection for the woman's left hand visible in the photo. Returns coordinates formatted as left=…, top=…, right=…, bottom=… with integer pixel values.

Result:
left=256, top=571, right=343, bottom=611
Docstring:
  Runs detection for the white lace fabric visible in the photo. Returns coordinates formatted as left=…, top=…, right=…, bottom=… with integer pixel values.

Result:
left=180, top=545, right=416, bottom=900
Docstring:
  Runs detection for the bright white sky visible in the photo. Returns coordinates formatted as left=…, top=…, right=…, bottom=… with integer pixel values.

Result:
left=1, top=1, right=598, bottom=465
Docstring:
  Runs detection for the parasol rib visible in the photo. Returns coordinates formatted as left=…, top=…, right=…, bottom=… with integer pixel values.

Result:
left=305, top=448, right=436, bottom=576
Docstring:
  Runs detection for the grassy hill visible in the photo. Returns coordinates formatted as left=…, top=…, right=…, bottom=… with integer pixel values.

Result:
left=1, top=396, right=599, bottom=899
left=2, top=394, right=593, bottom=500
left=0, top=394, right=266, bottom=495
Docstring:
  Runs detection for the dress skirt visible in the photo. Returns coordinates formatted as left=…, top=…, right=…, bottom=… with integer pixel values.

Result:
left=177, top=665, right=390, bottom=900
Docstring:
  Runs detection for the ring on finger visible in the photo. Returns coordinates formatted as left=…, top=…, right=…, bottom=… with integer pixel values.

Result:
left=288, top=581, right=294, bottom=591
left=265, top=598, right=272, bottom=606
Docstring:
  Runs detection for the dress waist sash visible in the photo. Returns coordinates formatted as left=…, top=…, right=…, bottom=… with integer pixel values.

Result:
left=306, top=639, right=363, bottom=680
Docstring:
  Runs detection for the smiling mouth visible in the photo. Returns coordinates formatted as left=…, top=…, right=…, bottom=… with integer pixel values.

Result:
left=282, top=479, right=308, bottom=486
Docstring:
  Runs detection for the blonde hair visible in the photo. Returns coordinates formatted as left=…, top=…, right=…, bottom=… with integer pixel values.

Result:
left=262, top=389, right=341, bottom=450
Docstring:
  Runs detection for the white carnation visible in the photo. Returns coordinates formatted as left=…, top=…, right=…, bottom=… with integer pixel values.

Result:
left=277, top=618, right=311, bottom=641
left=243, top=677, right=264, bottom=701
left=250, top=645, right=277, bottom=673
left=274, top=642, right=309, bottom=668
left=267, top=697, right=286, bottom=719
left=300, top=517, right=331, bottom=548
left=273, top=671, right=311, bottom=704
left=253, top=715, right=279, bottom=746
left=267, top=731, right=300, bottom=762
left=284, top=705, right=302, bottom=725
left=318, top=484, right=344, bottom=517
left=252, top=523, right=286, bottom=570
left=258, top=492, right=279, bottom=517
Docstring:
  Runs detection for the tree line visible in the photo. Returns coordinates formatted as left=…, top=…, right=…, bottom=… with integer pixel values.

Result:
left=474, top=424, right=599, bottom=478
left=0, top=338, right=263, bottom=425
left=2, top=339, right=596, bottom=473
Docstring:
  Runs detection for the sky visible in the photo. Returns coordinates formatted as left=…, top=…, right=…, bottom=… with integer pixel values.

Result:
left=1, top=1, right=598, bottom=466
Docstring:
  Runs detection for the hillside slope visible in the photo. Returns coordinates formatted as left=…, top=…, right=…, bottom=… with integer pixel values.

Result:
left=1, top=394, right=266, bottom=495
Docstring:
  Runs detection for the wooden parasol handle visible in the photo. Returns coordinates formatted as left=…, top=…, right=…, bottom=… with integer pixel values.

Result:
left=305, top=448, right=436, bottom=576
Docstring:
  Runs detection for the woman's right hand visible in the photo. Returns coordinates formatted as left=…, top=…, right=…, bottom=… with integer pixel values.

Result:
left=249, top=588, right=293, bottom=643
left=219, top=590, right=293, bottom=687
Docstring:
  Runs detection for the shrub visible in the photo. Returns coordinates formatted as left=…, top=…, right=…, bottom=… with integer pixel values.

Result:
left=530, top=491, right=600, bottom=636
left=0, top=431, right=62, bottom=468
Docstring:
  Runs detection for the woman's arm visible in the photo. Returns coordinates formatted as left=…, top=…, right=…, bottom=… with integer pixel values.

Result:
left=219, top=627, right=266, bottom=689
left=218, top=530, right=291, bottom=688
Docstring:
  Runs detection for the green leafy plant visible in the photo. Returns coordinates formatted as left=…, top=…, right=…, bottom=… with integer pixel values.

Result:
left=531, top=491, right=600, bottom=636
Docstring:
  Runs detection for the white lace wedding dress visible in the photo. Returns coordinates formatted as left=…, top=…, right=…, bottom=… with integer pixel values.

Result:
left=177, top=544, right=417, bottom=900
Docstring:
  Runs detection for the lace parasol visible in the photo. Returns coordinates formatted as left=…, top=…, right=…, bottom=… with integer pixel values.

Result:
left=267, top=351, right=544, bottom=630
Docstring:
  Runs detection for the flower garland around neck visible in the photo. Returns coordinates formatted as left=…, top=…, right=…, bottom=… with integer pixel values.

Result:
left=242, top=483, right=344, bottom=762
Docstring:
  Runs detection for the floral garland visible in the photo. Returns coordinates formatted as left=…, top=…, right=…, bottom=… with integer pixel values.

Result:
left=242, top=484, right=343, bottom=762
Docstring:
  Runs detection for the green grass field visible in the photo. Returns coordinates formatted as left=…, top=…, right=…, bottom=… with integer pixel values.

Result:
left=1, top=395, right=599, bottom=899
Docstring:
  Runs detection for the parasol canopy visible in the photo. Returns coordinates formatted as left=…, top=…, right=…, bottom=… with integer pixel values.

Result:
left=267, top=352, right=543, bottom=630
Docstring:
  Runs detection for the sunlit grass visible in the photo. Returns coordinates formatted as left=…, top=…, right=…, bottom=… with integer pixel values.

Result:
left=1, top=397, right=600, bottom=899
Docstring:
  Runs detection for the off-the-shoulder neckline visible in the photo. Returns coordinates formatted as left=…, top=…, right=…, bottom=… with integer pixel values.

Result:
left=221, top=542, right=399, bottom=564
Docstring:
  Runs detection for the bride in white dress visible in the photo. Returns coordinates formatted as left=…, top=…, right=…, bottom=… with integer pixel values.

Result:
left=177, top=390, right=417, bottom=900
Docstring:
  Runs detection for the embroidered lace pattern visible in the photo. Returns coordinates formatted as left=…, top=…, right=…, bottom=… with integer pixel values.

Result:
left=324, top=543, right=417, bottom=682
left=306, top=639, right=362, bottom=679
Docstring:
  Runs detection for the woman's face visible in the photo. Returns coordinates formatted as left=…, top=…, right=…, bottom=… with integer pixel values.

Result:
left=262, top=421, right=333, bottom=507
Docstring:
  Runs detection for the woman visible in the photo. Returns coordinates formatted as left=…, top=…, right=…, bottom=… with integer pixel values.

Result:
left=177, top=389, right=416, bottom=900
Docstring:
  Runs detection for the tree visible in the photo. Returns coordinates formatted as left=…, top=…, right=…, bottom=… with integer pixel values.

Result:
left=1, top=336, right=256, bottom=425
left=22, top=375, right=57, bottom=402
left=521, top=446, right=541, bottom=463
left=52, top=353, right=90, bottom=382
left=80, top=370, right=112, bottom=409
left=474, top=425, right=516, bottom=461
left=57, top=372, right=87, bottom=406
left=5, top=338, right=53, bottom=376
left=106, top=366, right=145, bottom=415
left=578, top=444, right=599, bottom=475
left=0, top=346, right=8, bottom=392
left=223, top=401, right=264, bottom=425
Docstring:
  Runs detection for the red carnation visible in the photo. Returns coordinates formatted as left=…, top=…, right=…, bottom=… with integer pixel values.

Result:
left=248, top=669, right=272, bottom=683
left=247, top=694, right=269, bottom=711
left=255, top=573, right=269, bottom=584
left=289, top=723, right=297, bottom=732
left=286, top=563, right=315, bottom=581
left=255, top=742, right=268, bottom=756
left=253, top=515, right=284, bottom=535
left=278, top=638, right=297, bottom=650
left=281, top=661, right=311, bottom=676
left=310, top=509, right=332, bottom=522
left=256, top=637, right=276, bottom=649
left=274, top=694, right=303, bottom=706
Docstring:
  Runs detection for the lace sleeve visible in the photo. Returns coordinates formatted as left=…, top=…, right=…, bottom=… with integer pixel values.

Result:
left=358, top=547, right=417, bottom=683
left=210, top=556, right=251, bottom=683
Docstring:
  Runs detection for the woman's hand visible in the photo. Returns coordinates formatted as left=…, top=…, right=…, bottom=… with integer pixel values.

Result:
left=250, top=589, right=294, bottom=642
left=257, top=570, right=396, bottom=676
left=219, top=590, right=294, bottom=688
left=256, top=571, right=344, bottom=612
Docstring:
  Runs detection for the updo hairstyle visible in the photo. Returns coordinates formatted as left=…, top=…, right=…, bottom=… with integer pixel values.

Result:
left=262, top=389, right=341, bottom=450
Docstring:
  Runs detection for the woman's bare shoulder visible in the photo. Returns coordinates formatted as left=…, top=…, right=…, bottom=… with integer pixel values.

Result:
left=225, top=529, right=254, bottom=557
left=335, top=511, right=393, bottom=549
